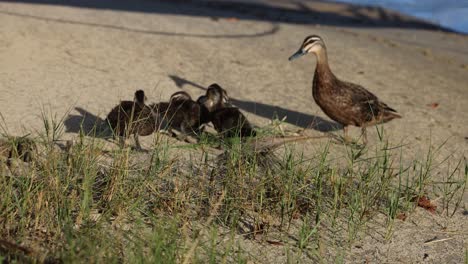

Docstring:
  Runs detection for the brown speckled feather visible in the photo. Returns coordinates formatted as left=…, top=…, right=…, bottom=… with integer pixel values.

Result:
left=313, top=63, right=401, bottom=128
left=151, top=92, right=201, bottom=135
left=210, top=107, right=256, bottom=138
left=106, top=101, right=157, bottom=137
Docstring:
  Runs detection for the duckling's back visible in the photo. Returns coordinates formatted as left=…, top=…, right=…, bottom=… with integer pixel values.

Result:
left=106, top=101, right=154, bottom=136
left=211, top=108, right=256, bottom=138
left=151, top=100, right=201, bottom=132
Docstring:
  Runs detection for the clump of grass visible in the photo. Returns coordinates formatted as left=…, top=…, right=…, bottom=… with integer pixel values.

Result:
left=0, top=114, right=466, bottom=263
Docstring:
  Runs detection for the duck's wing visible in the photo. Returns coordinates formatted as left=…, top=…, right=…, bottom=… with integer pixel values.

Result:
left=184, top=101, right=202, bottom=128
left=344, top=82, right=401, bottom=124
left=106, top=101, right=135, bottom=123
left=212, top=108, right=256, bottom=137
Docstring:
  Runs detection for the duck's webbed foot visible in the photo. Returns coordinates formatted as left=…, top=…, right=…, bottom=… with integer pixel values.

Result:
left=334, top=135, right=354, bottom=145
left=179, top=124, right=199, bottom=144
left=335, top=125, right=354, bottom=144
left=191, top=125, right=205, bottom=139
left=330, top=126, right=364, bottom=148
left=169, top=126, right=187, bottom=142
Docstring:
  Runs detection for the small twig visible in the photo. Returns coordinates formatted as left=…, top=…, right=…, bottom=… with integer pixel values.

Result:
left=423, top=237, right=456, bottom=245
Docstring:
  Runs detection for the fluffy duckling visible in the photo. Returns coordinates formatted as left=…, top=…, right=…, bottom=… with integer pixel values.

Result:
left=151, top=91, right=201, bottom=141
left=197, top=83, right=230, bottom=126
left=210, top=107, right=256, bottom=138
left=289, top=35, right=401, bottom=143
left=105, top=90, right=157, bottom=149
left=197, top=83, right=229, bottom=111
left=197, top=83, right=256, bottom=138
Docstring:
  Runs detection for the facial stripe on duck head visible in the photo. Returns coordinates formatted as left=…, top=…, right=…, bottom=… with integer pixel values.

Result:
left=302, top=35, right=325, bottom=54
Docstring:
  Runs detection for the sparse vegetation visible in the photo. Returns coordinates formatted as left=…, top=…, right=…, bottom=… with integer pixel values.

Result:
left=0, top=111, right=466, bottom=263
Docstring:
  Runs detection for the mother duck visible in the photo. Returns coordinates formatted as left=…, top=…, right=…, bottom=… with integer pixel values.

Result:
left=289, top=35, right=401, bottom=143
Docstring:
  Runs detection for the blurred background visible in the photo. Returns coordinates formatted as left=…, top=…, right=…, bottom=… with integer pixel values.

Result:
left=331, top=0, right=468, bottom=33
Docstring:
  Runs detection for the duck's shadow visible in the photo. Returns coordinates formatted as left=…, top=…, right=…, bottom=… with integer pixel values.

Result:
left=169, top=75, right=341, bottom=132
left=64, top=107, right=112, bottom=138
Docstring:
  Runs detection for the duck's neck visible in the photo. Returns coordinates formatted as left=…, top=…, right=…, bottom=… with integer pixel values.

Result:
left=314, top=48, right=334, bottom=79
left=136, top=100, right=145, bottom=108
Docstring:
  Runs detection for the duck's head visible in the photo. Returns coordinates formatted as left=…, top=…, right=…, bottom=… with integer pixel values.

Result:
left=289, top=35, right=325, bottom=61
left=196, top=84, right=228, bottom=112
left=134, top=90, right=147, bottom=104
left=196, top=95, right=208, bottom=107
left=206, top=83, right=229, bottom=105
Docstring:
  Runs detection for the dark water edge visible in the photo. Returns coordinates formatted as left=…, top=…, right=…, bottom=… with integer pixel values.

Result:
left=328, top=0, right=468, bottom=34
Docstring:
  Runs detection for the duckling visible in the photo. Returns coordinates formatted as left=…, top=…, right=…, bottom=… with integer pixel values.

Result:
left=151, top=91, right=201, bottom=141
left=196, top=83, right=256, bottom=138
left=198, top=83, right=229, bottom=111
left=197, top=83, right=230, bottom=126
left=105, top=90, right=157, bottom=150
left=210, top=107, right=256, bottom=138
left=289, top=35, right=401, bottom=143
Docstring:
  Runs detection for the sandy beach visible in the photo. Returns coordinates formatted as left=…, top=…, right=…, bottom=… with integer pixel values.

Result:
left=0, top=0, right=467, bottom=262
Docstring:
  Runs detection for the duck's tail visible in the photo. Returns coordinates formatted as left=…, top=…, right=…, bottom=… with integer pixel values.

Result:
left=379, top=102, right=402, bottom=122
left=382, top=110, right=402, bottom=122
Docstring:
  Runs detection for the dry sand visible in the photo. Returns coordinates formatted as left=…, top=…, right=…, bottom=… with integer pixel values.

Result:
left=0, top=0, right=467, bottom=262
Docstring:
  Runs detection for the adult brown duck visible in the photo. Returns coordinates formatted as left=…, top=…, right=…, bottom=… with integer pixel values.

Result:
left=289, top=35, right=401, bottom=143
left=105, top=90, right=157, bottom=150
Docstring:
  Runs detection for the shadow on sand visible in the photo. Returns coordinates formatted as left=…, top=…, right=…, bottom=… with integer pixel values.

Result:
left=64, top=107, right=112, bottom=138
left=168, top=75, right=341, bottom=132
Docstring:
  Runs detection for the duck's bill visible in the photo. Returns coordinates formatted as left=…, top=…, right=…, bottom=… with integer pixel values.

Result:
left=288, top=50, right=305, bottom=61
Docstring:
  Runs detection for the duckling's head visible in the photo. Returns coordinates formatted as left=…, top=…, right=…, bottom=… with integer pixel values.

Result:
left=198, top=84, right=229, bottom=112
left=134, top=90, right=147, bottom=104
left=289, top=35, right=325, bottom=61
left=206, top=83, right=229, bottom=105
left=196, top=95, right=208, bottom=106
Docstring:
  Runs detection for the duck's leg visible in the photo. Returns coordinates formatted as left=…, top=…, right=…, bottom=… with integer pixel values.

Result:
left=178, top=123, right=195, bottom=143
left=361, top=127, right=368, bottom=145
left=168, top=128, right=178, bottom=138
left=343, top=125, right=352, bottom=143
left=134, top=134, right=143, bottom=151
